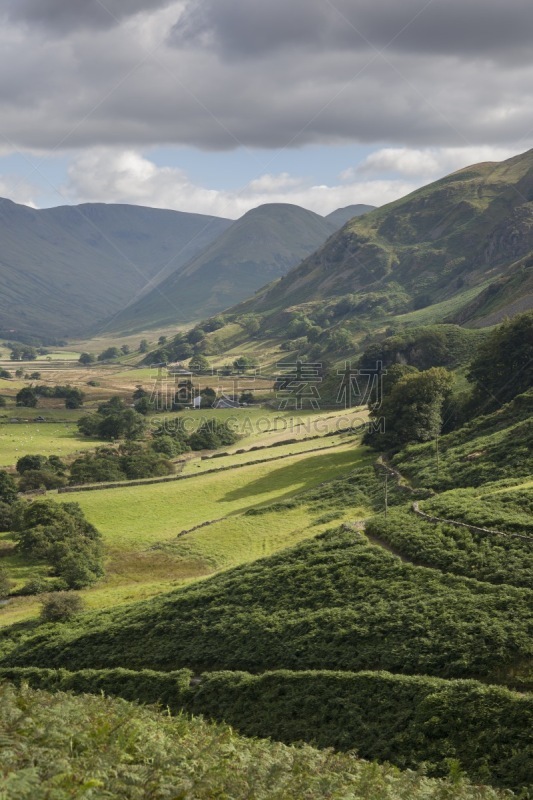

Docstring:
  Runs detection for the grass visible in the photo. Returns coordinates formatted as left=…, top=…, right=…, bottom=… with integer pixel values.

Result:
left=0, top=441, right=370, bottom=624
left=0, top=422, right=98, bottom=467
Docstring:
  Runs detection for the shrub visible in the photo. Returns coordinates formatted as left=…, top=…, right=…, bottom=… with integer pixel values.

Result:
left=40, top=592, right=85, bottom=623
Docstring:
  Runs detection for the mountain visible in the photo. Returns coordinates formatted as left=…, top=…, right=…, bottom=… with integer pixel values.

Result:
left=232, top=149, right=533, bottom=331
left=325, top=204, right=375, bottom=228
left=0, top=200, right=231, bottom=339
left=108, top=203, right=340, bottom=332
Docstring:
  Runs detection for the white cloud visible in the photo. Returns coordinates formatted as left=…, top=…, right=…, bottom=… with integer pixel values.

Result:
left=354, top=146, right=519, bottom=179
left=64, top=148, right=424, bottom=217
left=0, top=175, right=39, bottom=208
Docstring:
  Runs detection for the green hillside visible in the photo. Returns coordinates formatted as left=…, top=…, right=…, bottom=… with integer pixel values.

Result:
left=110, top=203, right=340, bottom=332
left=0, top=682, right=510, bottom=799
left=216, top=149, right=533, bottom=353
left=0, top=200, right=231, bottom=339
left=3, top=525, right=531, bottom=685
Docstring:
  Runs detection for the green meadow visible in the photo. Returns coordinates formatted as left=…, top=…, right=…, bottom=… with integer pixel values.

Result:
left=0, top=422, right=97, bottom=467
left=0, top=439, right=370, bottom=624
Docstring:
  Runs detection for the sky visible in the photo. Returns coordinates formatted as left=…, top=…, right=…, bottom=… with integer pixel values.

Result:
left=1, top=0, right=532, bottom=219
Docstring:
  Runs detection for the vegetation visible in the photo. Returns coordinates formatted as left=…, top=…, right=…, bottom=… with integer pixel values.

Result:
left=0, top=682, right=511, bottom=800
left=2, top=528, right=530, bottom=688
left=69, top=444, right=174, bottom=485
left=366, top=366, right=455, bottom=450
left=39, top=592, right=85, bottom=622
left=366, top=499, right=533, bottom=589
left=12, top=500, right=104, bottom=589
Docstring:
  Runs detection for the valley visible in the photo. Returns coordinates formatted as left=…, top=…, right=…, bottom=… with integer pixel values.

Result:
left=0, top=150, right=532, bottom=797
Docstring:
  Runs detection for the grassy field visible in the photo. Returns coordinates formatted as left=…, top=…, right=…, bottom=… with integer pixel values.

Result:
left=0, top=439, right=369, bottom=624
left=0, top=422, right=98, bottom=466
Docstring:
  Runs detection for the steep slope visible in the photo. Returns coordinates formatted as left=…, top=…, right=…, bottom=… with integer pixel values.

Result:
left=325, top=203, right=375, bottom=228
left=109, top=203, right=338, bottom=332
left=0, top=199, right=231, bottom=339
left=232, top=149, right=533, bottom=329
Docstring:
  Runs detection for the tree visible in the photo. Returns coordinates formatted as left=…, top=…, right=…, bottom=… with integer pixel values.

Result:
left=15, top=500, right=104, bottom=589
left=97, top=347, right=121, bottom=362
left=65, top=388, right=85, bottom=409
left=0, top=396, right=6, bottom=408
left=16, top=387, right=38, bottom=407
left=16, top=454, right=49, bottom=474
left=121, top=344, right=130, bottom=355
left=139, top=339, right=149, bottom=353
left=187, top=328, right=205, bottom=345
left=158, top=336, right=168, bottom=346
left=0, top=369, right=12, bottom=379
left=468, top=311, right=533, bottom=411
left=189, top=420, right=240, bottom=451
left=0, top=471, right=18, bottom=505
left=366, top=367, right=455, bottom=451
left=79, top=352, right=95, bottom=365
left=189, top=354, right=211, bottom=373
left=233, top=356, right=255, bottom=374
left=18, top=470, right=66, bottom=492
left=134, top=396, right=152, bottom=416
left=40, top=592, right=85, bottom=623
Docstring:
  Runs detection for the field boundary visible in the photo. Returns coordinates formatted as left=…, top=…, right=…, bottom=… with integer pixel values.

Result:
left=412, top=501, right=533, bottom=542
left=55, top=439, right=357, bottom=495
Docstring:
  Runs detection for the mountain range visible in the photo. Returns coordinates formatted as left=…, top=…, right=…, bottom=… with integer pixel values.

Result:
left=0, top=200, right=232, bottom=339
left=110, top=203, right=371, bottom=333
left=0, top=199, right=373, bottom=340
left=229, top=149, right=533, bottom=336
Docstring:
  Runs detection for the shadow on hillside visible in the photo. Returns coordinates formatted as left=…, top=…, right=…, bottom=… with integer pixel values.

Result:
left=219, top=448, right=363, bottom=507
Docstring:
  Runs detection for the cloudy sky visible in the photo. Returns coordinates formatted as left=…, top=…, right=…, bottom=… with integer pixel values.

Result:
left=1, top=0, right=532, bottom=218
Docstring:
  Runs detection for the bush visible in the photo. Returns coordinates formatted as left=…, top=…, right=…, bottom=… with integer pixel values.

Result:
left=40, top=592, right=85, bottom=623
left=14, top=500, right=104, bottom=589
left=189, top=420, right=240, bottom=451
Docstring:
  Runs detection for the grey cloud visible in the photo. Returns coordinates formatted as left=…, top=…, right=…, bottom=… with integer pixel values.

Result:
left=1, top=1, right=533, bottom=154
left=172, top=0, right=533, bottom=60
left=4, top=0, right=175, bottom=33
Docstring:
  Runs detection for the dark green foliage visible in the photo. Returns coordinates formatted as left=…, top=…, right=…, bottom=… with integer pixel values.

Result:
left=0, top=395, right=6, bottom=408
left=10, top=345, right=37, bottom=361
left=3, top=530, right=530, bottom=686
left=16, top=454, right=65, bottom=475
left=189, top=420, right=240, bottom=451
left=360, top=325, right=488, bottom=371
left=18, top=470, right=67, bottom=492
left=13, top=500, right=104, bottom=589
left=64, top=387, right=85, bottom=409
left=16, top=387, right=38, bottom=407
left=186, top=670, right=533, bottom=790
left=0, top=667, right=530, bottom=791
left=394, top=391, right=533, bottom=489
left=366, top=367, right=455, bottom=450
left=468, top=311, right=533, bottom=411
left=0, top=501, right=18, bottom=532
left=69, top=444, right=174, bottom=485
left=0, top=368, right=12, bottom=378
left=40, top=593, right=85, bottom=623
left=0, top=471, right=18, bottom=505
left=97, top=346, right=121, bottom=362
left=150, top=435, right=187, bottom=458
left=77, top=398, right=147, bottom=441
left=0, top=682, right=505, bottom=800
left=78, top=352, right=95, bottom=365
left=366, top=500, right=533, bottom=589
